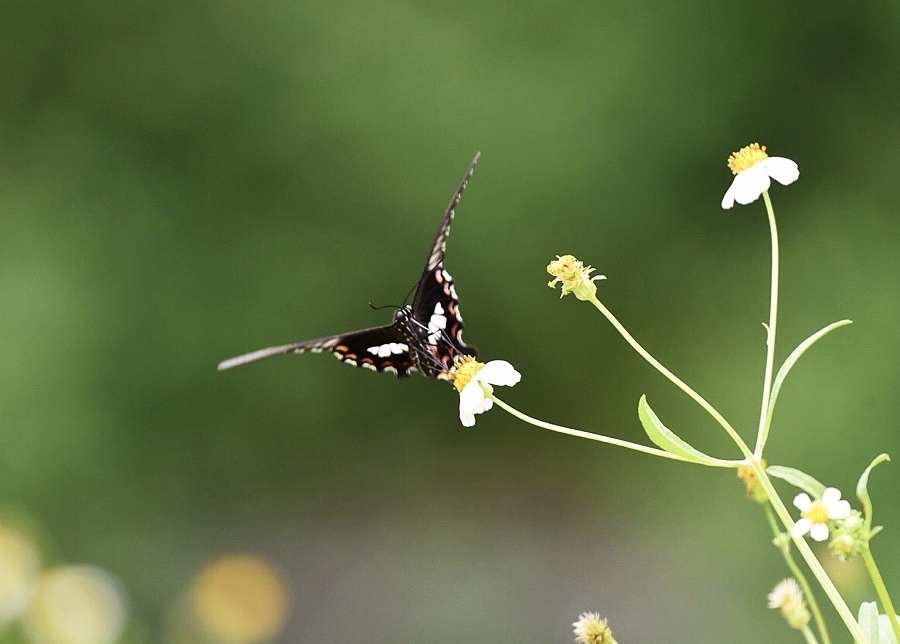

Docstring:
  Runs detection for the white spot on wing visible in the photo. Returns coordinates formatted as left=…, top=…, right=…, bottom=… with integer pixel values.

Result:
left=368, top=342, right=408, bottom=357
left=361, top=362, right=377, bottom=371
left=427, top=302, right=448, bottom=339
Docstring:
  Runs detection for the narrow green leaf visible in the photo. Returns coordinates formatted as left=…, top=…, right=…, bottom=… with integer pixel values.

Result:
left=859, top=601, right=881, bottom=644
left=767, top=466, right=826, bottom=498
left=767, top=320, right=852, bottom=421
left=856, top=453, right=890, bottom=531
left=637, top=396, right=734, bottom=467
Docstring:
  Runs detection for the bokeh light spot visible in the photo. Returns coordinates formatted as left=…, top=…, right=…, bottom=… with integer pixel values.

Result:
left=191, top=554, right=288, bottom=643
left=24, top=565, right=126, bottom=644
left=0, top=524, right=41, bottom=623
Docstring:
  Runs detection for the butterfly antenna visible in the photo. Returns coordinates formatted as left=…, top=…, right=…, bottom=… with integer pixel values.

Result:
left=399, top=279, right=419, bottom=307
left=367, top=301, right=402, bottom=312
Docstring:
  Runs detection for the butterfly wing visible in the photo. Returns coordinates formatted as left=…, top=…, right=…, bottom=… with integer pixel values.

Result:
left=409, top=153, right=481, bottom=376
left=217, top=324, right=417, bottom=377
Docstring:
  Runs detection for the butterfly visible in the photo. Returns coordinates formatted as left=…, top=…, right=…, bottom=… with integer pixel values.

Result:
left=217, top=153, right=481, bottom=378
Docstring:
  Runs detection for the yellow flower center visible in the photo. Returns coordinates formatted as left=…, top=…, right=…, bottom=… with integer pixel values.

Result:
left=802, top=500, right=829, bottom=525
left=547, top=255, right=583, bottom=283
left=450, top=355, right=484, bottom=393
left=547, top=254, right=604, bottom=300
left=727, top=142, right=768, bottom=175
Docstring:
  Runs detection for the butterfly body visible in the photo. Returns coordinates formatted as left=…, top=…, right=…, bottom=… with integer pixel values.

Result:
left=218, top=154, right=480, bottom=378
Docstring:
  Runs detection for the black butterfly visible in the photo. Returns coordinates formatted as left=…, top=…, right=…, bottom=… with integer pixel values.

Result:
left=217, top=154, right=481, bottom=378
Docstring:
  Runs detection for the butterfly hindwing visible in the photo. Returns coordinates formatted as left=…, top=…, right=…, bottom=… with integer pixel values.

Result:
left=218, top=325, right=417, bottom=377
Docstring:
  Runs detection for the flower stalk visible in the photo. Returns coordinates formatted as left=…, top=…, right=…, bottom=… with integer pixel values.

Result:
left=754, top=191, right=779, bottom=457
left=489, top=394, right=718, bottom=463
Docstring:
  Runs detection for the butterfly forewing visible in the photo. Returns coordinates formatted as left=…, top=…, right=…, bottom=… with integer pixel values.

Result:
left=409, top=154, right=480, bottom=375
left=218, top=153, right=481, bottom=379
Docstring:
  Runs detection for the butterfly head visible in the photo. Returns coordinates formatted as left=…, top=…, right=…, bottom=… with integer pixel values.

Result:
left=393, top=305, right=413, bottom=325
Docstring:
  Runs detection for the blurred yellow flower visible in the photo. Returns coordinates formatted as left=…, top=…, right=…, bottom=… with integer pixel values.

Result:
left=191, top=554, right=288, bottom=643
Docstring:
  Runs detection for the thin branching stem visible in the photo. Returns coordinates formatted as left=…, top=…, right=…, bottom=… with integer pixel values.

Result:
left=764, top=504, right=832, bottom=644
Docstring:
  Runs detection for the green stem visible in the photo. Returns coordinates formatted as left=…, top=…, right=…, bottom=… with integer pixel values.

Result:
left=801, top=625, right=820, bottom=644
left=765, top=505, right=832, bottom=644
left=587, top=296, right=755, bottom=460
left=488, top=394, right=704, bottom=462
left=753, top=463, right=866, bottom=642
left=861, top=545, right=900, bottom=641
left=755, top=191, right=779, bottom=456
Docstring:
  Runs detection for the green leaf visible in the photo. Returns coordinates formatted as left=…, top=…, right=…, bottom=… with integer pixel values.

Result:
left=767, top=466, right=826, bottom=498
left=767, top=320, right=852, bottom=421
left=859, top=601, right=881, bottom=644
left=637, top=396, right=734, bottom=467
left=856, top=453, right=890, bottom=531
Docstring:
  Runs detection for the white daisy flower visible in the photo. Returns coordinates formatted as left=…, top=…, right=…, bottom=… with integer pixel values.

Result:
left=450, top=356, right=521, bottom=427
left=721, top=142, right=799, bottom=209
left=791, top=487, right=852, bottom=542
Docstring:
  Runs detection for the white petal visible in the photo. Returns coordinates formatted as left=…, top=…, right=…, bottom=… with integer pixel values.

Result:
left=791, top=517, right=812, bottom=538
left=459, top=380, right=488, bottom=416
left=762, top=157, right=799, bottom=186
left=731, top=164, right=771, bottom=205
left=821, top=487, right=841, bottom=506
left=721, top=182, right=738, bottom=209
left=459, top=409, right=476, bottom=427
left=793, top=493, right=812, bottom=512
left=482, top=397, right=493, bottom=412
left=475, top=360, right=522, bottom=387
left=828, top=500, right=852, bottom=521
left=809, top=522, right=830, bottom=542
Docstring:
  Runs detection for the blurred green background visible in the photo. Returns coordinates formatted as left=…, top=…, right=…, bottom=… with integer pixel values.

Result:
left=2, top=0, right=899, bottom=642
